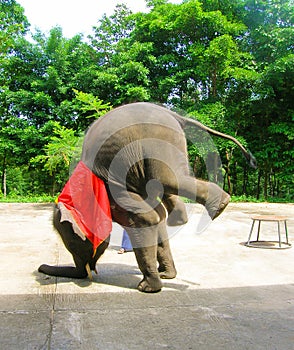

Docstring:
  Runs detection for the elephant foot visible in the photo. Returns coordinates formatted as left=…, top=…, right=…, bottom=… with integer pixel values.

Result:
left=167, top=209, right=188, bottom=226
left=205, top=185, right=230, bottom=220
left=38, top=264, right=88, bottom=279
left=158, top=268, right=177, bottom=279
left=165, top=197, right=188, bottom=226
left=137, top=275, right=163, bottom=293
left=158, top=257, right=177, bottom=279
left=211, top=193, right=230, bottom=220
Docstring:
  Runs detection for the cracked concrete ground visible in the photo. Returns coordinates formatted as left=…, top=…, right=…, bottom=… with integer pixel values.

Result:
left=0, top=202, right=293, bottom=349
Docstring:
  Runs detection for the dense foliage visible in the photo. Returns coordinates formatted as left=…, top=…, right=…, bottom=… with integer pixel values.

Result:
left=0, top=0, right=293, bottom=201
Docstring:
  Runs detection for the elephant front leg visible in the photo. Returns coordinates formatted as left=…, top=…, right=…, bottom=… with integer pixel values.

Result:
left=109, top=188, right=165, bottom=292
left=126, top=225, right=163, bottom=293
left=157, top=224, right=177, bottom=279
left=133, top=244, right=163, bottom=293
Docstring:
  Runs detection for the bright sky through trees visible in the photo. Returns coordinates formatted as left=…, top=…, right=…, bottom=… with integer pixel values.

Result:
left=17, top=0, right=183, bottom=38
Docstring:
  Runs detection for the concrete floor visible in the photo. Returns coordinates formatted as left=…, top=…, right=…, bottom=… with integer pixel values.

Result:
left=0, top=202, right=293, bottom=349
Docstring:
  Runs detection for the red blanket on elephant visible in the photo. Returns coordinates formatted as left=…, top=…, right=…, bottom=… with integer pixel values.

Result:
left=57, top=161, right=112, bottom=250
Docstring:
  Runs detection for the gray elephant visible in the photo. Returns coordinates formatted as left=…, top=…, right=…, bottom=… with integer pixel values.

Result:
left=39, top=102, right=256, bottom=292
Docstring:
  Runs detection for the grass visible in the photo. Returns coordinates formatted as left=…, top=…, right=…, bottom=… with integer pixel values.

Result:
left=0, top=194, right=55, bottom=203
left=231, top=195, right=293, bottom=203
left=0, top=194, right=292, bottom=204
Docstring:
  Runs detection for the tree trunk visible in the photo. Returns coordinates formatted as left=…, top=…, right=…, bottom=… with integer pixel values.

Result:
left=1, top=153, right=7, bottom=197
left=242, top=166, right=248, bottom=195
left=223, top=171, right=227, bottom=191
left=51, top=172, right=56, bottom=197
left=256, top=170, right=262, bottom=200
left=263, top=164, right=269, bottom=200
left=212, top=66, right=217, bottom=98
left=225, top=150, right=232, bottom=195
left=3, top=168, right=6, bottom=197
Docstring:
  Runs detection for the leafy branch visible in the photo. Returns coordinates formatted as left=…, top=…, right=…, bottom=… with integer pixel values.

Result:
left=73, top=89, right=112, bottom=119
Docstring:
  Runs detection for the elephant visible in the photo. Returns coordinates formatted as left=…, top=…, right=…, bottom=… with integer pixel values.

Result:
left=39, top=102, right=256, bottom=292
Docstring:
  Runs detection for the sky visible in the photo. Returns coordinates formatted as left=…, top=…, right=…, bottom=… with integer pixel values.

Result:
left=17, top=0, right=183, bottom=38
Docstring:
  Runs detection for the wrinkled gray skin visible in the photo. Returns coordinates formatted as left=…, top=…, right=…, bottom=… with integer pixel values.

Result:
left=39, top=103, right=256, bottom=292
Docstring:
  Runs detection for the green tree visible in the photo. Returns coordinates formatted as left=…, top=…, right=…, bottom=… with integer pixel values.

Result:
left=0, top=0, right=29, bottom=55
left=0, top=0, right=293, bottom=201
left=31, top=122, right=80, bottom=195
left=89, top=4, right=152, bottom=105
left=237, top=0, right=294, bottom=199
left=90, top=3, right=135, bottom=65
left=30, top=93, right=112, bottom=195
left=0, top=116, right=44, bottom=196
left=131, top=0, right=249, bottom=104
left=73, top=89, right=112, bottom=120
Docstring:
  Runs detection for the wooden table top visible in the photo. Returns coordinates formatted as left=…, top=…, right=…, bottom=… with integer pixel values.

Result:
left=251, top=215, right=288, bottom=221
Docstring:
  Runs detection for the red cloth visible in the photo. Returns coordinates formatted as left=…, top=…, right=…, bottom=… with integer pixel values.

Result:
left=57, top=161, right=112, bottom=250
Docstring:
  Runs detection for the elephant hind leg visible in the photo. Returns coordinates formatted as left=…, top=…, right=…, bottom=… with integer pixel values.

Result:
left=163, top=194, right=188, bottom=226
left=178, top=176, right=230, bottom=220
left=206, top=184, right=230, bottom=219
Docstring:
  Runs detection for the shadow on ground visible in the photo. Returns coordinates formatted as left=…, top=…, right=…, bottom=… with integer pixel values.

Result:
left=0, top=284, right=293, bottom=350
left=34, top=263, right=192, bottom=293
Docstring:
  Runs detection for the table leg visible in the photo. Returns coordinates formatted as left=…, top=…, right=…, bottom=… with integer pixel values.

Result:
left=284, top=221, right=289, bottom=245
left=277, top=221, right=281, bottom=248
left=247, top=220, right=256, bottom=245
left=256, top=220, right=261, bottom=241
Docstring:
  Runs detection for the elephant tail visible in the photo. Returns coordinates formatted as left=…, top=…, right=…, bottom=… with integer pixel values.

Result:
left=175, top=114, right=257, bottom=169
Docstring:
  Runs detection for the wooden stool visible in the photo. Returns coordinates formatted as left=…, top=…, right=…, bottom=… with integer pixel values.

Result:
left=246, top=215, right=291, bottom=249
